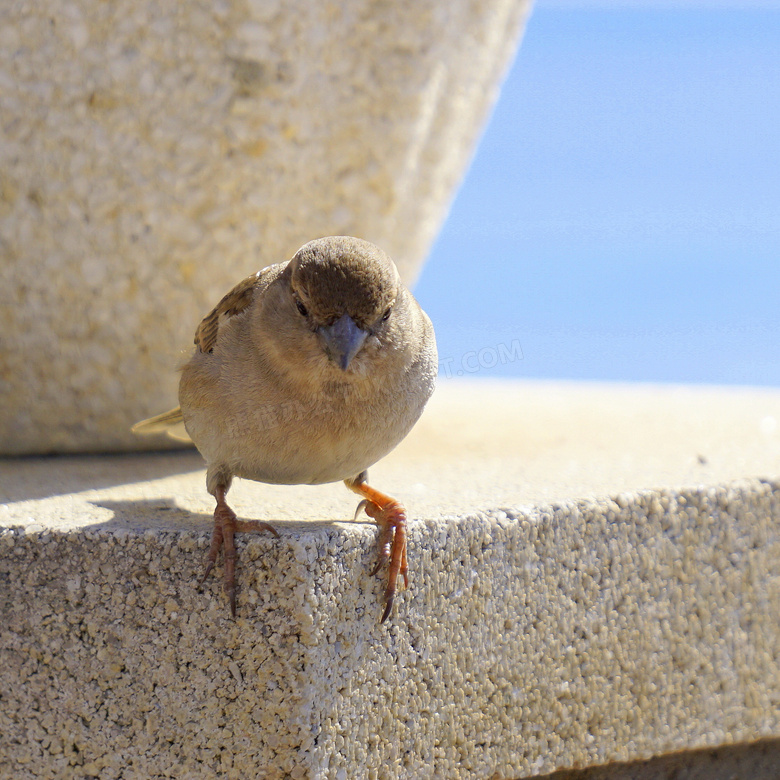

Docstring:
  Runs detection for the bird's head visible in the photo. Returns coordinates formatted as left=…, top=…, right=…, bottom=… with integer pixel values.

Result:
left=259, top=236, right=406, bottom=379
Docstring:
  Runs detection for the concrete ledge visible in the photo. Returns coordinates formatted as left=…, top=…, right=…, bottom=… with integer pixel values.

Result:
left=2, top=380, right=780, bottom=778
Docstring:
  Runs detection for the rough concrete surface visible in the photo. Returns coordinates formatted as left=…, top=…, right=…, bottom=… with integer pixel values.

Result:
left=0, top=0, right=530, bottom=455
left=2, top=380, right=780, bottom=779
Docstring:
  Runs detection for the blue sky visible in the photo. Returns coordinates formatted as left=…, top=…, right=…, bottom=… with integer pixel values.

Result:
left=414, top=1, right=780, bottom=386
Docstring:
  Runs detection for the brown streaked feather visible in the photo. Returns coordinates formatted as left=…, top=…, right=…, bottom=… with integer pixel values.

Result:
left=194, top=272, right=261, bottom=353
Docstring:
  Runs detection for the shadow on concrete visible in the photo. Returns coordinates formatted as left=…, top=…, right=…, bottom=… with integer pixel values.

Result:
left=0, top=450, right=205, bottom=503
left=89, top=497, right=214, bottom=533
left=85, top=497, right=375, bottom=535
left=534, top=737, right=780, bottom=780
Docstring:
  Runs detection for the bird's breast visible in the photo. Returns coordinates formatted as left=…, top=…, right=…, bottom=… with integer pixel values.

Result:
left=180, top=320, right=435, bottom=487
left=229, top=387, right=412, bottom=485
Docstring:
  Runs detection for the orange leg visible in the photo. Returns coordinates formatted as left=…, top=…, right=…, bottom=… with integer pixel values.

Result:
left=345, top=472, right=408, bottom=623
left=200, top=484, right=277, bottom=617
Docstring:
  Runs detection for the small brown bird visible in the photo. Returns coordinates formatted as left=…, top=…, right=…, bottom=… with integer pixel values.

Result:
left=134, top=236, right=437, bottom=622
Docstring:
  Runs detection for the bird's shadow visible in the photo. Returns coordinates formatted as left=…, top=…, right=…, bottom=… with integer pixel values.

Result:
left=88, top=497, right=377, bottom=535
left=90, top=497, right=213, bottom=533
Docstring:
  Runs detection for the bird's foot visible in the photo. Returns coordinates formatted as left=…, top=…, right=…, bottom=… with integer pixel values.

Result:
left=348, top=478, right=408, bottom=623
left=200, top=486, right=277, bottom=617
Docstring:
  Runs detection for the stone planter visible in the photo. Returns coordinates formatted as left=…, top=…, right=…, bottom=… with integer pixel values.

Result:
left=0, top=0, right=531, bottom=454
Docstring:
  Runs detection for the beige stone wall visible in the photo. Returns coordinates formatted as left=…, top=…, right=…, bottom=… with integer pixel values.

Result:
left=0, top=0, right=531, bottom=455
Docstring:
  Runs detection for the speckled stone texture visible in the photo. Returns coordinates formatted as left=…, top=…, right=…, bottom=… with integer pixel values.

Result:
left=2, top=481, right=780, bottom=778
left=2, top=380, right=780, bottom=778
left=3, top=489, right=780, bottom=778
left=0, top=0, right=530, bottom=455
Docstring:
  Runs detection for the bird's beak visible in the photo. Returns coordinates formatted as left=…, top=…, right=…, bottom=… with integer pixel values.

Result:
left=318, top=313, right=369, bottom=370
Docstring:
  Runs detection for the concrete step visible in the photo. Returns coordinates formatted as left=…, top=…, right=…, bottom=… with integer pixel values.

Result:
left=2, top=379, right=780, bottom=779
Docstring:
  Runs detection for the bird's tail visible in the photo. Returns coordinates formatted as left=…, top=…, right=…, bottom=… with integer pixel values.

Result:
left=131, top=407, right=192, bottom=442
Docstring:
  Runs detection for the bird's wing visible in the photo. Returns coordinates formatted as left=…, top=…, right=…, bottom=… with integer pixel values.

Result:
left=194, top=272, right=262, bottom=353
left=133, top=265, right=285, bottom=440
left=131, top=407, right=191, bottom=442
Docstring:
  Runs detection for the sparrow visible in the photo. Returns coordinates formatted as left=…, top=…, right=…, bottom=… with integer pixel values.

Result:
left=133, top=236, right=437, bottom=622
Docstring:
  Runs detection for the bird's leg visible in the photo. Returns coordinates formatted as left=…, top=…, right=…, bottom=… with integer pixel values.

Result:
left=345, top=472, right=408, bottom=623
left=200, top=483, right=277, bottom=617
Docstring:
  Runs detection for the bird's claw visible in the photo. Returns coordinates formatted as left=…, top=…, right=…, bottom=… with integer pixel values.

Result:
left=201, top=492, right=277, bottom=617
left=356, top=498, right=408, bottom=623
left=353, top=499, right=369, bottom=522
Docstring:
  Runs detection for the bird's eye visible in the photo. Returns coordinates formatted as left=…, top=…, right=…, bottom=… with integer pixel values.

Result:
left=381, top=307, right=392, bottom=322
left=295, top=299, right=308, bottom=317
